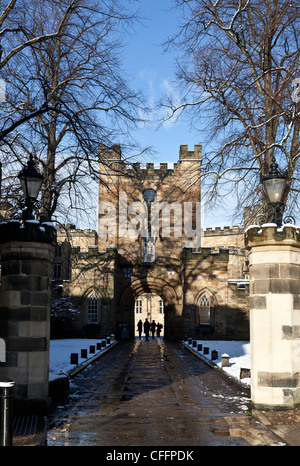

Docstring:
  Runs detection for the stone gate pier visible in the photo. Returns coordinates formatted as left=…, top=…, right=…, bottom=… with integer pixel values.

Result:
left=0, top=220, right=56, bottom=412
left=245, top=224, right=300, bottom=409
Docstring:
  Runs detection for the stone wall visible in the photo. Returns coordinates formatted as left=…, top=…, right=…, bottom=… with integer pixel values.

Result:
left=62, top=245, right=117, bottom=338
left=57, top=224, right=98, bottom=250
left=181, top=247, right=249, bottom=340
left=202, top=226, right=244, bottom=248
left=60, top=241, right=249, bottom=340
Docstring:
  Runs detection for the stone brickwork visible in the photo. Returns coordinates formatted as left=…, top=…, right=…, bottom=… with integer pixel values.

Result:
left=60, top=241, right=249, bottom=340
left=202, top=226, right=244, bottom=248
left=56, top=145, right=249, bottom=341
left=98, top=144, right=202, bottom=258
left=181, top=247, right=249, bottom=340
left=57, top=224, right=98, bottom=250
left=63, top=245, right=117, bottom=338
left=0, top=220, right=56, bottom=411
left=245, top=224, right=300, bottom=409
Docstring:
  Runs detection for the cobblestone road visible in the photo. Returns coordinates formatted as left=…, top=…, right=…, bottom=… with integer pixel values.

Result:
left=46, top=339, right=282, bottom=446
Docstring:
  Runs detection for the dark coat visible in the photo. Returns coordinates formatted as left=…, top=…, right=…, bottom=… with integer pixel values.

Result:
left=144, top=320, right=150, bottom=332
left=150, top=321, right=156, bottom=332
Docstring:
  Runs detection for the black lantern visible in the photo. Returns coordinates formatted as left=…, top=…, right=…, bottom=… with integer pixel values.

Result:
left=18, top=154, right=43, bottom=221
left=261, top=157, right=287, bottom=227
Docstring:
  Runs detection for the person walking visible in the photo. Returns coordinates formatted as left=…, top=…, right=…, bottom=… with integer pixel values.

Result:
left=157, top=322, right=163, bottom=338
left=137, top=319, right=143, bottom=339
left=144, top=318, right=150, bottom=341
left=150, top=320, right=156, bottom=339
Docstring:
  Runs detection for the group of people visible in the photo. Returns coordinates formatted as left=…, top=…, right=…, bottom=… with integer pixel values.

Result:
left=137, top=318, right=163, bottom=340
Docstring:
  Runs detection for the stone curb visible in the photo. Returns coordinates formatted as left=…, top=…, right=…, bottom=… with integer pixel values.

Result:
left=180, top=342, right=250, bottom=396
left=67, top=340, right=119, bottom=378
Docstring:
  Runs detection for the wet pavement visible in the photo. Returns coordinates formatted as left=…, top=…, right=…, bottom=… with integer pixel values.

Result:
left=46, top=339, right=283, bottom=446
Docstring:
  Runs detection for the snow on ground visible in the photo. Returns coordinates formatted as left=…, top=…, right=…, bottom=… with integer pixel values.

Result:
left=49, top=338, right=114, bottom=381
left=49, top=338, right=251, bottom=386
left=182, top=339, right=251, bottom=386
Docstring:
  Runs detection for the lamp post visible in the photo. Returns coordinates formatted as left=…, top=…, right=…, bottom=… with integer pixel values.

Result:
left=18, top=154, right=43, bottom=222
left=261, top=157, right=288, bottom=227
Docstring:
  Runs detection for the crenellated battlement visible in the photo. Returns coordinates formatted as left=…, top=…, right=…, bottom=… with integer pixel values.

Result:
left=203, top=225, right=243, bottom=235
left=181, top=246, right=230, bottom=261
left=126, top=145, right=202, bottom=174
left=179, top=144, right=202, bottom=160
left=98, top=144, right=202, bottom=175
left=202, top=225, right=244, bottom=249
left=57, top=224, right=97, bottom=235
left=98, top=144, right=122, bottom=161
left=129, top=162, right=175, bottom=172
left=245, top=224, right=300, bottom=249
left=69, top=242, right=246, bottom=275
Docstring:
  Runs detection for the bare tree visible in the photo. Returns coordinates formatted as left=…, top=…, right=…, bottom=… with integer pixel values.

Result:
left=0, top=0, right=83, bottom=139
left=1, top=0, right=146, bottom=224
left=164, top=0, right=300, bottom=220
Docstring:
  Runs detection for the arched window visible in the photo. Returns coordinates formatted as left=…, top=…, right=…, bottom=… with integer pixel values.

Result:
left=199, top=295, right=211, bottom=325
left=87, top=294, right=99, bottom=323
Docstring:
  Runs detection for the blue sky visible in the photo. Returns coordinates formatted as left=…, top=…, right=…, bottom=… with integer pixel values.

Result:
left=120, top=0, right=238, bottom=228
left=123, top=0, right=202, bottom=164
left=61, top=1, right=236, bottom=230
left=65, top=1, right=238, bottom=230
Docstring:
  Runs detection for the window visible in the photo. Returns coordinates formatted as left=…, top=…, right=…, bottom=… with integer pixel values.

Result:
left=135, top=299, right=142, bottom=313
left=123, top=268, right=132, bottom=278
left=159, top=299, right=164, bottom=314
left=55, top=243, right=62, bottom=257
left=53, top=264, right=61, bottom=280
left=199, top=295, right=211, bottom=325
left=87, top=294, right=99, bottom=323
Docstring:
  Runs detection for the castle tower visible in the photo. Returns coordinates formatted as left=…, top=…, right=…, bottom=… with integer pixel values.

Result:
left=98, top=144, right=202, bottom=263
left=58, top=143, right=249, bottom=341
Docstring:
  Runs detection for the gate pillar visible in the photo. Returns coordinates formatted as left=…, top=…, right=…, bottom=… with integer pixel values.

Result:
left=0, top=220, right=56, bottom=412
left=245, top=224, right=300, bottom=409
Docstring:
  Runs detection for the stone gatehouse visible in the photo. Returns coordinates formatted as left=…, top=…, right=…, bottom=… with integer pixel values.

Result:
left=54, top=145, right=249, bottom=340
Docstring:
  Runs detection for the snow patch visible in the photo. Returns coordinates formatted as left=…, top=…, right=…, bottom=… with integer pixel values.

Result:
left=183, top=340, right=250, bottom=385
left=49, top=338, right=113, bottom=381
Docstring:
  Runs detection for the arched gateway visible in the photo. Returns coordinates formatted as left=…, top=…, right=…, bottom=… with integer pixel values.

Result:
left=117, top=278, right=180, bottom=340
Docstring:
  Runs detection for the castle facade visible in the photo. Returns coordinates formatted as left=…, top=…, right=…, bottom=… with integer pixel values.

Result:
left=54, top=145, right=249, bottom=340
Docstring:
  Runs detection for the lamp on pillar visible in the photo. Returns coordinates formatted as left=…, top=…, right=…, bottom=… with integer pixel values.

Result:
left=261, top=157, right=287, bottom=227
left=18, top=154, right=43, bottom=221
